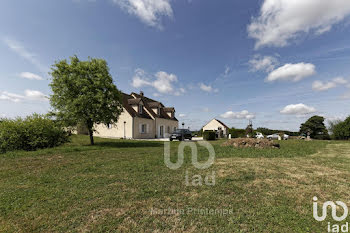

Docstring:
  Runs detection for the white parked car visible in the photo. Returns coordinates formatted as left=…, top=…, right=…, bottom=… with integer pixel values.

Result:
left=255, top=132, right=264, bottom=139
left=267, top=133, right=289, bottom=140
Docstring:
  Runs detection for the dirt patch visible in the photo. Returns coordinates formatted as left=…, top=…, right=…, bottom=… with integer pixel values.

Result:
left=79, top=208, right=127, bottom=232
left=222, top=138, right=280, bottom=149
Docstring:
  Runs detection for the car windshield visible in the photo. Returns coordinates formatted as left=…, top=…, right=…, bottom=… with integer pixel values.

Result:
left=174, top=129, right=184, bottom=133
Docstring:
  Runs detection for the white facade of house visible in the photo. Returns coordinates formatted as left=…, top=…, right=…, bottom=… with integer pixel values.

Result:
left=202, top=119, right=229, bottom=138
left=92, top=92, right=178, bottom=139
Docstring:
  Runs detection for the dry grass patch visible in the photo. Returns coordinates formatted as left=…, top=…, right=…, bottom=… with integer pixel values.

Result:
left=215, top=143, right=350, bottom=217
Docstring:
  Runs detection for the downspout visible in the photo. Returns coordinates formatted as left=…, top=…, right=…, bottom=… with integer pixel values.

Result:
left=155, top=117, right=157, bottom=138
left=132, top=117, right=134, bottom=139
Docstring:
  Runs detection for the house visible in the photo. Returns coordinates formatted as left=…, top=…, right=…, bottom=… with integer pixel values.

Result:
left=202, top=119, right=229, bottom=138
left=94, top=91, right=179, bottom=139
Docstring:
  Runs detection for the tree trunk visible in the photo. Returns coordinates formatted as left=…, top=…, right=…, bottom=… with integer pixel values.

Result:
left=88, top=129, right=94, bottom=145
left=86, top=119, right=94, bottom=145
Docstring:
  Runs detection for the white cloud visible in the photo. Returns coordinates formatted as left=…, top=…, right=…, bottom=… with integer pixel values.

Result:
left=179, top=113, right=186, bottom=118
left=24, top=90, right=48, bottom=101
left=174, top=87, right=185, bottom=96
left=154, top=71, right=177, bottom=93
left=132, top=69, right=152, bottom=88
left=199, top=83, right=218, bottom=93
left=131, top=68, right=184, bottom=95
left=266, top=63, right=316, bottom=82
left=312, top=77, right=348, bottom=91
left=312, top=81, right=337, bottom=91
left=2, top=38, right=48, bottom=73
left=0, top=90, right=48, bottom=103
left=249, top=54, right=279, bottom=72
left=280, top=103, right=316, bottom=115
left=113, top=0, right=173, bottom=29
left=333, top=76, right=348, bottom=84
left=0, top=92, right=23, bottom=103
left=19, top=72, right=43, bottom=80
left=248, top=0, right=350, bottom=48
left=220, top=110, right=255, bottom=120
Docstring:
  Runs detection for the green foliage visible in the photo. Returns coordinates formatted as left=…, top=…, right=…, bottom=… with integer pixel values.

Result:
left=197, top=129, right=203, bottom=137
left=203, top=130, right=216, bottom=140
left=330, top=116, right=350, bottom=140
left=300, top=115, right=330, bottom=140
left=0, top=114, right=68, bottom=153
left=49, top=56, right=123, bottom=145
left=228, top=128, right=246, bottom=138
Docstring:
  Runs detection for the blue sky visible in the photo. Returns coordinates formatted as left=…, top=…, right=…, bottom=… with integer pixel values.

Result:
left=1, top=0, right=350, bottom=131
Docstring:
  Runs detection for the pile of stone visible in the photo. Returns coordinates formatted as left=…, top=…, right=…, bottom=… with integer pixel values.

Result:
left=222, top=138, right=280, bottom=149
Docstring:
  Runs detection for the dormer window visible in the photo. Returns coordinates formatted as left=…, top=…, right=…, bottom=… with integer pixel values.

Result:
left=139, top=104, right=143, bottom=114
left=157, top=107, right=161, bottom=115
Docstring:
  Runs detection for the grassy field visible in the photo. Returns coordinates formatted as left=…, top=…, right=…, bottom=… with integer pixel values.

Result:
left=1, top=136, right=350, bottom=232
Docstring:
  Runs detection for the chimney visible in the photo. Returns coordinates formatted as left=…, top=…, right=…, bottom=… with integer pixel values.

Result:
left=140, top=91, right=144, bottom=97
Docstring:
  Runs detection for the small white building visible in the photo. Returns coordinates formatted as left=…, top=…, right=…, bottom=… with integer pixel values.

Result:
left=202, top=119, right=229, bottom=138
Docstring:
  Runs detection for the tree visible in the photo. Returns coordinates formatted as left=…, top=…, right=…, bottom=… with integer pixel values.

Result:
left=299, top=115, right=330, bottom=140
left=49, top=56, right=123, bottom=145
left=328, top=119, right=342, bottom=136
left=245, top=120, right=254, bottom=137
left=330, top=116, right=350, bottom=140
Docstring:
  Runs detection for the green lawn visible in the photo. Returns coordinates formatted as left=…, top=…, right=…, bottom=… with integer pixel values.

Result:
left=1, top=136, right=350, bottom=232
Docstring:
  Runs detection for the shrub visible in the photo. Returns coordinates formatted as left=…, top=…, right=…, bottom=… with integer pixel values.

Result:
left=203, top=130, right=216, bottom=141
left=0, top=114, right=69, bottom=153
left=331, top=116, right=350, bottom=140
left=228, top=128, right=246, bottom=138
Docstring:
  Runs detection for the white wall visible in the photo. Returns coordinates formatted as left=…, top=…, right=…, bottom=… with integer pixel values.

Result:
left=94, top=108, right=133, bottom=138
left=203, top=119, right=228, bottom=135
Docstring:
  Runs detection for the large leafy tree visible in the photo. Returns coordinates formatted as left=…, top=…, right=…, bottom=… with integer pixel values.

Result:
left=299, top=115, right=329, bottom=139
left=330, top=116, right=350, bottom=140
left=50, top=56, right=123, bottom=145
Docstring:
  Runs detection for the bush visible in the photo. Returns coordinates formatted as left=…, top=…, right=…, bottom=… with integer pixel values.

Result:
left=228, top=128, right=246, bottom=138
left=331, top=116, right=350, bottom=140
left=203, top=130, right=216, bottom=141
left=0, top=114, right=69, bottom=153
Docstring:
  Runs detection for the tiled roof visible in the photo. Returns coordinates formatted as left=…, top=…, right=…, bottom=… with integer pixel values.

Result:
left=127, top=98, right=142, bottom=105
left=122, top=93, right=152, bottom=119
left=163, top=107, right=175, bottom=112
left=122, top=92, right=178, bottom=121
left=148, top=101, right=161, bottom=108
left=214, top=119, right=229, bottom=129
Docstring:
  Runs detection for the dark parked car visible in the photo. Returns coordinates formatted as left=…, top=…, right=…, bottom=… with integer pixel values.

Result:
left=169, top=129, right=192, bottom=141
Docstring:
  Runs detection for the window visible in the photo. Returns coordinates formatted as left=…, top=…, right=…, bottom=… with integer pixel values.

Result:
left=107, top=124, right=112, bottom=129
left=157, top=107, right=161, bottom=115
left=167, top=126, right=170, bottom=133
left=141, top=124, right=146, bottom=133
left=174, top=127, right=177, bottom=132
left=139, top=104, right=143, bottom=114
